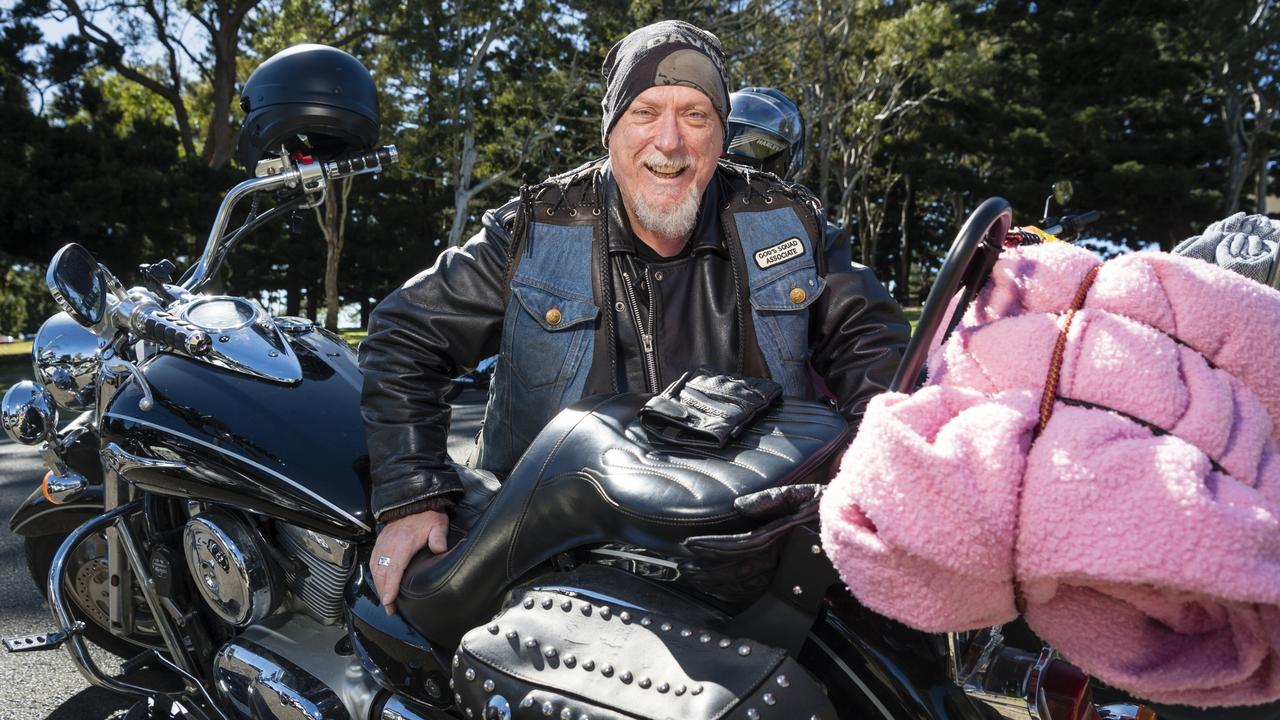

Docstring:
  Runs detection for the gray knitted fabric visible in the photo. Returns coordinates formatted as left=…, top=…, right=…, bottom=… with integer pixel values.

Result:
left=1172, top=212, right=1280, bottom=287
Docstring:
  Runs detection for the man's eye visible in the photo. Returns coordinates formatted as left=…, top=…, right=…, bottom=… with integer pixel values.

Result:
left=633, top=108, right=655, bottom=118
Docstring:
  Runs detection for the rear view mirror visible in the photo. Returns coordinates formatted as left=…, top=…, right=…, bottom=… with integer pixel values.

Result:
left=1052, top=180, right=1074, bottom=207
left=46, top=244, right=106, bottom=328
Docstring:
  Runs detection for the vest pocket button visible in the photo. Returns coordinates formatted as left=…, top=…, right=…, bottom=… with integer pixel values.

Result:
left=545, top=308, right=563, bottom=325
left=789, top=288, right=807, bottom=304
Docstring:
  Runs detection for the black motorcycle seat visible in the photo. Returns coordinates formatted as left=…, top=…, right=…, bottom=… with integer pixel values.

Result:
left=397, top=392, right=848, bottom=647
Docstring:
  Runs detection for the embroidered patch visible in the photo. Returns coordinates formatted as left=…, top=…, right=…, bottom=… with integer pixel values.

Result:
left=754, top=237, right=806, bottom=269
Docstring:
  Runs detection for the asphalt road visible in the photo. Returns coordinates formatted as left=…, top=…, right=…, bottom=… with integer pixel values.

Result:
left=0, top=387, right=490, bottom=720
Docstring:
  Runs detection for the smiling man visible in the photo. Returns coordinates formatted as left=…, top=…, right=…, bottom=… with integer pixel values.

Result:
left=358, top=20, right=910, bottom=613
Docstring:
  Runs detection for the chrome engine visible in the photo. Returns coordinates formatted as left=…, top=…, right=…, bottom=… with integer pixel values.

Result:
left=277, top=523, right=356, bottom=625
left=184, top=510, right=282, bottom=627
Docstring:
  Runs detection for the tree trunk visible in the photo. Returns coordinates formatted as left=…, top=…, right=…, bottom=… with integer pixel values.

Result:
left=898, top=173, right=913, bottom=304
left=314, top=178, right=354, bottom=331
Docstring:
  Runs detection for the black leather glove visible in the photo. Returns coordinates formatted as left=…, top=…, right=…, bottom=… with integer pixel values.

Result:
left=639, top=367, right=782, bottom=448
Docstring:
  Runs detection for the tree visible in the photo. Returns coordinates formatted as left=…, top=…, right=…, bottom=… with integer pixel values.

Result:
left=55, top=0, right=265, bottom=167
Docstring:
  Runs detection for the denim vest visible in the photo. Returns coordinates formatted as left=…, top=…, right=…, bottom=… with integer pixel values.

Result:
left=475, top=194, right=822, bottom=475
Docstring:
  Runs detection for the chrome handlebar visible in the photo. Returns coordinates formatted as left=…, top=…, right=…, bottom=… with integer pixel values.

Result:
left=182, top=145, right=399, bottom=294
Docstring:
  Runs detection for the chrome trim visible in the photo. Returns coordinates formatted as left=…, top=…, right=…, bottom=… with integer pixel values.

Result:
left=278, top=524, right=354, bottom=568
left=102, top=442, right=187, bottom=477
left=42, top=469, right=90, bottom=504
left=184, top=512, right=278, bottom=627
left=214, top=638, right=351, bottom=720
left=48, top=501, right=211, bottom=710
left=179, top=297, right=303, bottom=384
left=102, top=354, right=155, bottom=412
left=33, top=312, right=100, bottom=412
left=185, top=171, right=307, bottom=295
left=380, top=696, right=430, bottom=720
left=2, top=381, right=57, bottom=445
left=104, top=412, right=372, bottom=532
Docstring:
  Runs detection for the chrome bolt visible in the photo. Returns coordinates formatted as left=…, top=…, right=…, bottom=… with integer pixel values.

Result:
left=450, top=679, right=456, bottom=689
left=747, top=710, right=759, bottom=720
left=601, top=664, right=613, bottom=677
left=600, top=606, right=611, bottom=619
left=763, top=693, right=776, bottom=705
left=524, top=598, right=535, bottom=609
left=657, top=682, right=669, bottom=693
left=792, top=586, right=803, bottom=596
left=487, top=624, right=500, bottom=634
left=640, top=617, right=652, bottom=627
left=544, top=647, right=557, bottom=659
left=542, top=701, right=554, bottom=716
left=542, top=598, right=554, bottom=609
left=619, top=611, right=631, bottom=622
left=581, top=605, right=592, bottom=616
left=506, top=630, right=519, bottom=640
left=699, top=634, right=711, bottom=643
left=525, top=638, right=539, bottom=648
left=466, top=708, right=474, bottom=718
left=583, top=659, right=595, bottom=671
left=811, top=544, right=822, bottom=554
left=620, top=671, right=633, bottom=684
left=777, top=675, right=790, bottom=688
left=719, top=638, right=732, bottom=648
left=465, top=668, right=476, bottom=681
left=483, top=679, right=495, bottom=692
left=561, top=600, right=572, bottom=611
left=638, top=677, right=651, bottom=689
left=455, top=693, right=462, bottom=704
left=560, top=710, right=572, bottom=720
left=453, top=655, right=461, bottom=667
left=738, top=645, right=752, bottom=656
left=674, top=685, right=687, bottom=696
left=564, top=655, right=577, bottom=668
left=680, top=628, right=692, bottom=637
left=520, top=698, right=533, bottom=708
left=660, top=622, right=672, bottom=632
left=691, top=685, right=704, bottom=695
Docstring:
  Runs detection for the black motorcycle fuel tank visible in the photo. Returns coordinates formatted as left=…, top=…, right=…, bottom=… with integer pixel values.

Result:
left=99, top=324, right=373, bottom=539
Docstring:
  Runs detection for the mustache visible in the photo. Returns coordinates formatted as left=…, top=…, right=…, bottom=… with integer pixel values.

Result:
left=639, top=152, right=692, bottom=172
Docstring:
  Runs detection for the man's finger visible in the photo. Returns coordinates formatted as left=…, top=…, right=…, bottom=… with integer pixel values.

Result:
left=427, top=517, right=449, bottom=555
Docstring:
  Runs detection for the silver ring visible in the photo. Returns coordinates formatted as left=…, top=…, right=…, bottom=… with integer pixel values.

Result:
left=376, top=555, right=392, bottom=567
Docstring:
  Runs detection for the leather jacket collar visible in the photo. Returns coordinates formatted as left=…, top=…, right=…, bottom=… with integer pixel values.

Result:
left=600, top=160, right=727, bottom=258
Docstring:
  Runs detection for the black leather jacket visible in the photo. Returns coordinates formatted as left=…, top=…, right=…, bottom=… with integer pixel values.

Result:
left=359, top=160, right=910, bottom=522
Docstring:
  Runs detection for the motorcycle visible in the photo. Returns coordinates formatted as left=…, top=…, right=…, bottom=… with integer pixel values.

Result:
left=0, top=48, right=1136, bottom=720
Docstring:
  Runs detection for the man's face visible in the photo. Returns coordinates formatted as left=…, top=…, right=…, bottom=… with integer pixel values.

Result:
left=608, top=84, right=723, bottom=246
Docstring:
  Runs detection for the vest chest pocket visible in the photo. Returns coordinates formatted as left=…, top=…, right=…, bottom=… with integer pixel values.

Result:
left=750, top=267, right=826, bottom=391
left=505, top=281, right=599, bottom=390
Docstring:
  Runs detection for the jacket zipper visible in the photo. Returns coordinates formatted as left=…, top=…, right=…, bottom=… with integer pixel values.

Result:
left=621, top=269, right=660, bottom=392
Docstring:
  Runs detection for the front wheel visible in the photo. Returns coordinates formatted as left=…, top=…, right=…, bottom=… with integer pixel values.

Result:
left=25, top=531, right=163, bottom=658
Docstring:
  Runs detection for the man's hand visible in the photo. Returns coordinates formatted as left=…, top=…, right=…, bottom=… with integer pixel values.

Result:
left=370, top=510, right=450, bottom=616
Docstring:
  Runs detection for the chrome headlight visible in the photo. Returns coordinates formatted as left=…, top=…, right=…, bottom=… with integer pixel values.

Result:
left=1, top=381, right=56, bottom=445
left=34, top=312, right=100, bottom=412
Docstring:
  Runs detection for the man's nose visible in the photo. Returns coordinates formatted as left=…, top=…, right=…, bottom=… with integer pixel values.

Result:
left=652, top=111, right=683, bottom=154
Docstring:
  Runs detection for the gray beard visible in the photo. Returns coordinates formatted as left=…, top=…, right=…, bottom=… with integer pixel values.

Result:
left=629, top=184, right=700, bottom=245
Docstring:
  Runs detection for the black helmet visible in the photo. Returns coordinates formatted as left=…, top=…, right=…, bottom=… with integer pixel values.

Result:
left=236, top=44, right=380, bottom=174
left=724, top=87, right=805, bottom=181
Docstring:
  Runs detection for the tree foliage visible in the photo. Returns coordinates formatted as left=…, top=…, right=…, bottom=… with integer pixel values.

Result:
left=1, top=0, right=1276, bottom=334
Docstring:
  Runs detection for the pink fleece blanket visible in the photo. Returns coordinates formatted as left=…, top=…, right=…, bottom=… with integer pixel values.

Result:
left=819, top=241, right=1280, bottom=707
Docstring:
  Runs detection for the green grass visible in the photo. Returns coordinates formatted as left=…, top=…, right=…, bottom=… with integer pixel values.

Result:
left=0, top=340, right=32, bottom=357
left=904, top=306, right=921, bottom=332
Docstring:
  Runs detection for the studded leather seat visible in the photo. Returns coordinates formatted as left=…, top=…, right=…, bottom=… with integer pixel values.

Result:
left=396, top=393, right=849, bottom=647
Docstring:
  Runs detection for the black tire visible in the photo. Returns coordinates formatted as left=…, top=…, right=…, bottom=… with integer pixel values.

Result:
left=25, top=533, right=162, bottom=659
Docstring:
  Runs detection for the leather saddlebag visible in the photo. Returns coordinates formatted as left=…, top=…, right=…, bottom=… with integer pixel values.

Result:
left=450, top=587, right=836, bottom=720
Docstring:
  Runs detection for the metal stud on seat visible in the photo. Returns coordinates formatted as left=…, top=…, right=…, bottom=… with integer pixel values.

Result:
left=541, top=598, right=554, bottom=609
left=719, top=638, right=732, bottom=648
left=525, top=638, right=539, bottom=648
left=638, top=677, right=651, bottom=689
left=738, top=645, right=752, bottom=656
left=524, top=598, right=535, bottom=609
left=465, top=668, right=477, bottom=681
left=483, top=679, right=496, bottom=692
left=747, top=710, right=760, bottom=720
left=776, top=676, right=790, bottom=688
left=542, top=701, right=554, bottom=716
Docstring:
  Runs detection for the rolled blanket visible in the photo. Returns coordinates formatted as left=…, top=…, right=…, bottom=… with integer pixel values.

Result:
left=820, top=241, right=1280, bottom=707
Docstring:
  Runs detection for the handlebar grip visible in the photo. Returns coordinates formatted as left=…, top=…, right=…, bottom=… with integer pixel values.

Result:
left=129, top=306, right=211, bottom=356
left=327, top=145, right=399, bottom=178
left=1059, top=210, right=1103, bottom=236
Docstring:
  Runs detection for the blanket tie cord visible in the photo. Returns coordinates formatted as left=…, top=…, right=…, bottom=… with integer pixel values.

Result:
left=1015, top=263, right=1101, bottom=615
left=1036, top=264, right=1101, bottom=436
